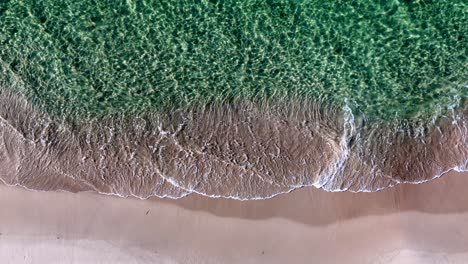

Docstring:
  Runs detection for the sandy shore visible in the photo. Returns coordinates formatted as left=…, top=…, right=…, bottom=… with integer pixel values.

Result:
left=1, top=171, right=468, bottom=263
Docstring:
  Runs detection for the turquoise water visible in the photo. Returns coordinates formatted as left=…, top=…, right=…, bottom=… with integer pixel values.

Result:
left=0, top=0, right=466, bottom=120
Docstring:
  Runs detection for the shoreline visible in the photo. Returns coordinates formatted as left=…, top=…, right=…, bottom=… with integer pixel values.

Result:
left=1, top=171, right=468, bottom=263
left=1, top=89, right=467, bottom=199
left=1, top=164, right=467, bottom=202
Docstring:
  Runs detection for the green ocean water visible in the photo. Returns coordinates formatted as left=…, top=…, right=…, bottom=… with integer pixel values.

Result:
left=0, top=0, right=466, bottom=120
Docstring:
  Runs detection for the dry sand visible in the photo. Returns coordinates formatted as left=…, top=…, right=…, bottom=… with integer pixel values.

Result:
left=1, top=171, right=468, bottom=263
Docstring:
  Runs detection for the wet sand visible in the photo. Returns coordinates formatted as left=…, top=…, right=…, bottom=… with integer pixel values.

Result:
left=0, top=170, right=467, bottom=263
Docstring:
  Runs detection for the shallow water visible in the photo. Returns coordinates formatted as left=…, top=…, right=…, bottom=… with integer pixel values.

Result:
left=0, top=90, right=466, bottom=199
left=0, top=1, right=467, bottom=199
left=1, top=0, right=466, bottom=119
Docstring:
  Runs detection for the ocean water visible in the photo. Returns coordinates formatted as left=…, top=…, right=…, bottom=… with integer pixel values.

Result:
left=0, top=0, right=466, bottom=199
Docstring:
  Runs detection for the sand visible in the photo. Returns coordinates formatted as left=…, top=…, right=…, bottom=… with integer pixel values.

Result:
left=1, top=171, right=468, bottom=263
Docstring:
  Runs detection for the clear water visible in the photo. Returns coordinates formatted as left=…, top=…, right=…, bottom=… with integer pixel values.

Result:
left=0, top=1, right=466, bottom=199
left=1, top=0, right=466, bottom=120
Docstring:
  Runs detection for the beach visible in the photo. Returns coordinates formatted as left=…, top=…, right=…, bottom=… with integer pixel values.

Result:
left=1, top=170, right=467, bottom=263
left=0, top=1, right=467, bottom=263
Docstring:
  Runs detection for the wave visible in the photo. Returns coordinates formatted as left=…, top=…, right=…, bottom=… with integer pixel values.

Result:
left=0, top=89, right=466, bottom=200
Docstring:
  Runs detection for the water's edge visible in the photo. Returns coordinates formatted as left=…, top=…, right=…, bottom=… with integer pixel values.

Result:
left=0, top=89, right=466, bottom=200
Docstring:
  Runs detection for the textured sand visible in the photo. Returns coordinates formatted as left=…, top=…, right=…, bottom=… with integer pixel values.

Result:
left=0, top=170, right=467, bottom=263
